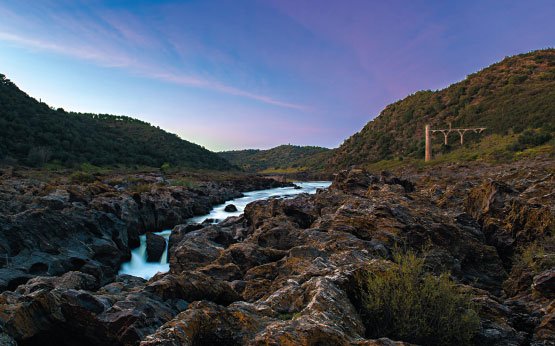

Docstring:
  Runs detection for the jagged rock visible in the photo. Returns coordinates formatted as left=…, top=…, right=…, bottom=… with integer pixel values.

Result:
left=465, top=180, right=554, bottom=262
left=168, top=223, right=204, bottom=254
left=38, top=189, right=70, bottom=210
left=0, top=173, right=289, bottom=292
left=146, top=233, right=166, bottom=262
left=1, top=162, right=553, bottom=345
left=146, top=271, right=240, bottom=305
left=0, top=272, right=183, bottom=345
left=532, top=269, right=555, bottom=298
left=533, top=301, right=555, bottom=345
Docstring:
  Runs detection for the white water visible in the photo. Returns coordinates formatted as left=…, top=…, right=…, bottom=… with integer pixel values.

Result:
left=118, top=181, right=331, bottom=279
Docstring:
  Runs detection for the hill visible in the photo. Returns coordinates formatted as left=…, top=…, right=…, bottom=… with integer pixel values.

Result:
left=0, top=74, right=234, bottom=170
left=219, top=145, right=332, bottom=173
left=329, top=49, right=555, bottom=169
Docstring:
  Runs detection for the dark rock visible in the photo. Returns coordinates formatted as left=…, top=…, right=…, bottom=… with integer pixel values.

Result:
left=168, top=223, right=204, bottom=254
left=1, top=162, right=553, bottom=345
left=146, top=272, right=240, bottom=305
left=533, top=302, right=555, bottom=345
left=532, top=269, right=555, bottom=298
left=0, top=272, right=180, bottom=346
left=146, top=233, right=166, bottom=262
left=224, top=204, right=238, bottom=212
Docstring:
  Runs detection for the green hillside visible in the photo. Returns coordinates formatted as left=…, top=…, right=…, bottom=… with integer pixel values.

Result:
left=0, top=74, right=234, bottom=170
left=329, top=49, right=555, bottom=169
left=220, top=145, right=331, bottom=173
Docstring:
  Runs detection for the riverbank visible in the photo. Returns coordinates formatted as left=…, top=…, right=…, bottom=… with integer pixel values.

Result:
left=0, top=158, right=553, bottom=345
left=119, top=181, right=331, bottom=279
left=0, top=168, right=292, bottom=291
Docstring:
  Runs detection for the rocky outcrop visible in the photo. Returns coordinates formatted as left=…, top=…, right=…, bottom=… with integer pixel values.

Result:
left=0, top=269, right=246, bottom=346
left=1, top=159, right=553, bottom=345
left=143, top=162, right=552, bottom=345
left=0, top=272, right=180, bottom=345
left=532, top=270, right=555, bottom=298
left=146, top=233, right=166, bottom=262
left=465, top=179, right=554, bottom=263
left=0, top=173, right=290, bottom=291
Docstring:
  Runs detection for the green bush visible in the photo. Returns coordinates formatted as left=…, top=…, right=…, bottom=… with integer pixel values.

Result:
left=359, top=251, right=480, bottom=345
left=129, top=183, right=154, bottom=193
left=160, top=162, right=171, bottom=173
left=508, top=129, right=553, bottom=151
left=69, top=171, right=96, bottom=183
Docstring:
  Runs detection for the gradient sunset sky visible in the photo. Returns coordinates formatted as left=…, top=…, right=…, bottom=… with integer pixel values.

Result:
left=0, top=0, right=554, bottom=151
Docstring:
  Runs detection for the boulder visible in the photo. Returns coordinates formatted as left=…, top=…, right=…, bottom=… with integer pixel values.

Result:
left=0, top=271, right=182, bottom=346
left=224, top=204, right=238, bottom=212
left=146, top=233, right=166, bottom=262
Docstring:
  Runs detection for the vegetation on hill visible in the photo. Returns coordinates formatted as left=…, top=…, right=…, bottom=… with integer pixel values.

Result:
left=0, top=74, right=234, bottom=170
left=330, top=49, right=555, bottom=169
left=219, top=145, right=332, bottom=173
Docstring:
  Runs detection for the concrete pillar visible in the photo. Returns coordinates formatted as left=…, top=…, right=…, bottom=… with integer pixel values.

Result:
left=425, top=124, right=431, bottom=162
left=457, top=130, right=465, bottom=145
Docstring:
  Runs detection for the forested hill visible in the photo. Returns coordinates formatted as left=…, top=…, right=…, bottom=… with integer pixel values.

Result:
left=220, top=145, right=331, bottom=172
left=329, top=49, right=555, bottom=169
left=0, top=74, right=234, bottom=170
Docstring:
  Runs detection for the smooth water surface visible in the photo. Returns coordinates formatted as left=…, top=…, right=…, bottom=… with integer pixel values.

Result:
left=119, top=181, right=331, bottom=279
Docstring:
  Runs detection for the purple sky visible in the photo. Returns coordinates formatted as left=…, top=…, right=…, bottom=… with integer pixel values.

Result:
left=0, top=0, right=554, bottom=151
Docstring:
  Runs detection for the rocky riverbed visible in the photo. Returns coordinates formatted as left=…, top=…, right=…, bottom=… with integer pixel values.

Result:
left=0, top=170, right=291, bottom=292
left=0, top=159, right=554, bottom=346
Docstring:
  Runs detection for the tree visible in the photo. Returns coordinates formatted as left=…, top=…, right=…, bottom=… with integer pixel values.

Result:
left=26, top=146, right=52, bottom=167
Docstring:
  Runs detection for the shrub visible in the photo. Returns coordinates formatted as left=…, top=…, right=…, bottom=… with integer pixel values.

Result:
left=515, top=235, right=555, bottom=275
left=359, top=251, right=480, bottom=345
left=80, top=162, right=100, bottom=172
left=508, top=129, right=553, bottom=151
left=160, top=162, right=171, bottom=173
left=508, top=75, right=527, bottom=84
left=129, top=183, right=154, bottom=193
left=170, top=179, right=196, bottom=188
left=69, top=171, right=96, bottom=184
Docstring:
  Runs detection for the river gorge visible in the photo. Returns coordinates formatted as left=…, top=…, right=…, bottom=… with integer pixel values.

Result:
left=119, top=181, right=331, bottom=279
left=0, top=160, right=553, bottom=345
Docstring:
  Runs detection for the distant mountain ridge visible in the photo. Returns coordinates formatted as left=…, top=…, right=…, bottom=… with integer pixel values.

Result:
left=0, top=74, right=235, bottom=170
left=219, top=145, right=331, bottom=172
left=329, top=49, right=555, bottom=169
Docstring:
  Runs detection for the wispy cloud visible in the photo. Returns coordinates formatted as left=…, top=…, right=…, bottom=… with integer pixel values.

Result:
left=0, top=5, right=308, bottom=111
left=144, top=71, right=310, bottom=111
left=0, top=31, right=134, bottom=67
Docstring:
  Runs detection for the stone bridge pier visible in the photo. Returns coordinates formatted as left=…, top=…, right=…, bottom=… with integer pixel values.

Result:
left=425, top=124, right=486, bottom=162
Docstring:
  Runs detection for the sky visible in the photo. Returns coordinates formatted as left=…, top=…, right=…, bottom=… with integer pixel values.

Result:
left=0, top=0, right=554, bottom=151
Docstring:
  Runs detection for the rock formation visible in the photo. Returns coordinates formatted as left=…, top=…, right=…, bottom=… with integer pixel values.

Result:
left=224, top=204, right=238, bottom=212
left=146, top=233, right=166, bottom=262
left=0, top=159, right=553, bottom=345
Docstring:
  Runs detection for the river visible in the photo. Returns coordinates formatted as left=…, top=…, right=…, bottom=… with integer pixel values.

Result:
left=119, top=181, right=332, bottom=279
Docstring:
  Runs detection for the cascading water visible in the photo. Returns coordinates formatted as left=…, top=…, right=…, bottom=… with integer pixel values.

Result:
left=119, top=230, right=172, bottom=279
left=119, top=181, right=331, bottom=279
